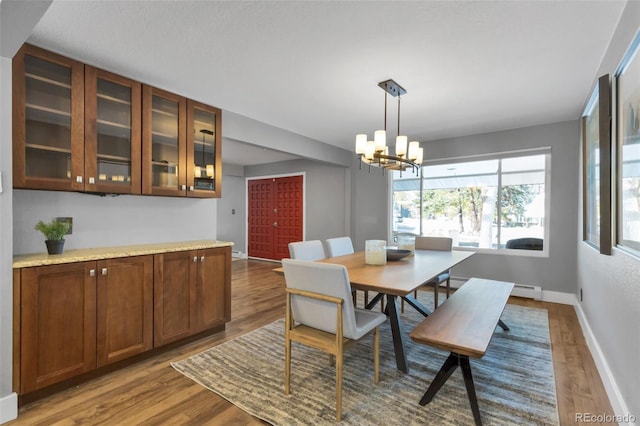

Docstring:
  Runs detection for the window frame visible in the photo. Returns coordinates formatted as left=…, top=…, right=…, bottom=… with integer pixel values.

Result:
left=614, top=29, right=640, bottom=258
left=388, top=148, right=551, bottom=257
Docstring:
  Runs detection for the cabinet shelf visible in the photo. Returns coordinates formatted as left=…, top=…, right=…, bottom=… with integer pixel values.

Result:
left=152, top=108, right=178, bottom=118
left=26, top=143, right=72, bottom=154
left=97, top=93, right=131, bottom=105
left=26, top=103, right=71, bottom=118
left=25, top=72, right=72, bottom=89
left=97, top=153, right=130, bottom=162
left=152, top=160, right=178, bottom=167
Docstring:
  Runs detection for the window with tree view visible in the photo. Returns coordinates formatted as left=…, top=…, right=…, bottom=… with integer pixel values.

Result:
left=391, top=151, right=549, bottom=252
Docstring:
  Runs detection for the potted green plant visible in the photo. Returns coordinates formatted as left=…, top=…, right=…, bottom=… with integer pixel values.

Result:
left=35, top=219, right=71, bottom=255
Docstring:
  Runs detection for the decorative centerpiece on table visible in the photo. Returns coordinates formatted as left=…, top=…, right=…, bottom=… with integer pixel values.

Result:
left=34, top=219, right=71, bottom=255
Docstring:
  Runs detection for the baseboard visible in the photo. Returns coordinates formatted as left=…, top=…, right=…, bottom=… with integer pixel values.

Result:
left=574, top=302, right=631, bottom=423
left=231, top=251, right=247, bottom=259
left=540, top=290, right=578, bottom=305
left=0, top=392, right=17, bottom=424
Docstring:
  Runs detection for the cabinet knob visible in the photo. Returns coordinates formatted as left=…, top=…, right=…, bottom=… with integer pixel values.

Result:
left=181, top=185, right=186, bottom=190
left=101, top=268, right=107, bottom=276
left=200, top=256, right=205, bottom=262
left=189, top=186, right=194, bottom=191
left=89, top=177, right=95, bottom=185
left=90, top=269, right=95, bottom=277
left=193, top=256, right=198, bottom=263
left=76, top=176, right=83, bottom=183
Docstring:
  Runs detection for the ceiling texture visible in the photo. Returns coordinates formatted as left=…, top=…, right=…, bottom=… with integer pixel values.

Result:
left=25, top=0, right=627, bottom=165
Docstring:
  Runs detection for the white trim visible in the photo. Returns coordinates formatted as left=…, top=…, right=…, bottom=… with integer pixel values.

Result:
left=244, top=172, right=306, bottom=259
left=574, top=302, right=630, bottom=422
left=0, top=393, right=17, bottom=424
left=540, top=290, right=578, bottom=305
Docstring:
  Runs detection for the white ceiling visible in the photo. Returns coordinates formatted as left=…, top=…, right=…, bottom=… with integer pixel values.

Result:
left=25, top=0, right=627, bottom=165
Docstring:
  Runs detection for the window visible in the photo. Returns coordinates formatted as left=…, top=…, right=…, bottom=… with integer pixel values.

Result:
left=582, top=75, right=612, bottom=255
left=391, top=150, right=549, bottom=253
left=616, top=31, right=640, bottom=255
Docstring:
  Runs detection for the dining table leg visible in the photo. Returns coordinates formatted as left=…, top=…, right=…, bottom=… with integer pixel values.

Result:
left=386, top=294, right=409, bottom=373
left=401, top=294, right=432, bottom=317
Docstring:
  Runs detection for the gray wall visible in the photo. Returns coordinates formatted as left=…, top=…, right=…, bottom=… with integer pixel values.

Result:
left=350, top=156, right=389, bottom=251
left=0, top=2, right=52, bottom=419
left=216, top=175, right=247, bottom=253
left=577, top=0, right=640, bottom=417
left=373, top=120, right=581, bottom=293
left=245, top=159, right=350, bottom=245
left=13, top=190, right=217, bottom=255
left=301, top=120, right=582, bottom=294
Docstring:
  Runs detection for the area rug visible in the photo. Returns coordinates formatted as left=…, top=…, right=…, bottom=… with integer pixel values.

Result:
left=172, top=294, right=558, bottom=425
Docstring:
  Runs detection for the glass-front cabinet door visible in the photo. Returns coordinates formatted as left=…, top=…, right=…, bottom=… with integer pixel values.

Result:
left=142, top=86, right=186, bottom=196
left=13, top=44, right=85, bottom=191
left=84, top=66, right=141, bottom=194
left=186, top=100, right=222, bottom=198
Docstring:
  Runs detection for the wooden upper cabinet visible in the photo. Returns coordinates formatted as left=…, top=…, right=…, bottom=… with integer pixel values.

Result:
left=13, top=44, right=223, bottom=197
left=13, top=44, right=85, bottom=191
left=187, top=100, right=222, bottom=198
left=84, top=66, right=141, bottom=194
left=142, top=86, right=187, bottom=196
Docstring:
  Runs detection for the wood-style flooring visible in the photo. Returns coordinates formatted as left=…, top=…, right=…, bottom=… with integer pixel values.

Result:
left=8, top=259, right=613, bottom=425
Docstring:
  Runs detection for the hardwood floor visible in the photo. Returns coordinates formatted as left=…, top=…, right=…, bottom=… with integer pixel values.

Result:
left=8, top=259, right=613, bottom=425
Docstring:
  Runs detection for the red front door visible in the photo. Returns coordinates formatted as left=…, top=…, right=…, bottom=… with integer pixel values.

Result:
left=247, top=175, right=303, bottom=260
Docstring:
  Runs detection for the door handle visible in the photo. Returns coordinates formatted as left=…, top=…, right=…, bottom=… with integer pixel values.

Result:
left=273, top=222, right=278, bottom=228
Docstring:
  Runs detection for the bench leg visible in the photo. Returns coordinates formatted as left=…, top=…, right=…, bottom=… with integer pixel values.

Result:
left=419, top=353, right=483, bottom=426
left=419, top=352, right=459, bottom=405
left=498, top=319, right=509, bottom=331
left=460, top=355, right=482, bottom=426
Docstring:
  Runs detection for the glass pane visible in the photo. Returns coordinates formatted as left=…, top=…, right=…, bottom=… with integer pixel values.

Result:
left=391, top=171, right=421, bottom=236
left=422, top=159, right=498, bottom=248
left=151, top=95, right=180, bottom=189
left=618, top=39, right=640, bottom=252
left=96, top=78, right=131, bottom=184
left=583, top=97, right=601, bottom=247
left=24, top=55, right=72, bottom=179
left=193, top=108, right=216, bottom=191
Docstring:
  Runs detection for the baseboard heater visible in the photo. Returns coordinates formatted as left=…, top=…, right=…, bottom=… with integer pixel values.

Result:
left=450, top=277, right=542, bottom=300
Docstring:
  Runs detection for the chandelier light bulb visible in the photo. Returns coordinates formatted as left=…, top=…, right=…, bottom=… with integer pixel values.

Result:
left=395, top=135, right=407, bottom=157
left=355, top=134, right=367, bottom=155
left=415, top=147, right=424, bottom=165
left=374, top=130, right=386, bottom=153
left=408, top=141, right=420, bottom=161
left=365, top=140, right=376, bottom=161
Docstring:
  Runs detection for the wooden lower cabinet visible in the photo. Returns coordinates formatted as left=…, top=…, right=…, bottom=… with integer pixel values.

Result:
left=14, top=246, right=230, bottom=396
left=96, top=256, right=153, bottom=367
left=18, top=262, right=97, bottom=394
left=154, top=247, right=231, bottom=346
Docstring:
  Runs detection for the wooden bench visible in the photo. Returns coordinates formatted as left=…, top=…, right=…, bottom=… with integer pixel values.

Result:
left=409, top=278, right=514, bottom=426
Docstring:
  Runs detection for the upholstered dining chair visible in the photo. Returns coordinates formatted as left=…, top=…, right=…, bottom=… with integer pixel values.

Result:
left=404, top=236, right=453, bottom=311
left=288, top=240, right=326, bottom=260
left=282, top=259, right=387, bottom=421
left=325, top=237, right=354, bottom=257
left=325, top=237, right=371, bottom=307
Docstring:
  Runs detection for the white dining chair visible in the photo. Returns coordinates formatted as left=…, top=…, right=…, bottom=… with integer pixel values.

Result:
left=282, top=258, right=387, bottom=421
left=325, top=236, right=374, bottom=308
left=288, top=240, right=326, bottom=260
left=325, top=237, right=354, bottom=257
left=411, top=236, right=453, bottom=309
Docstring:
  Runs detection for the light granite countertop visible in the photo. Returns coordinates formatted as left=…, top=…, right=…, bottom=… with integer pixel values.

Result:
left=13, top=240, right=234, bottom=268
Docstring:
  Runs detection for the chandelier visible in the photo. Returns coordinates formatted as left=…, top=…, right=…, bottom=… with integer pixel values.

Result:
left=355, top=79, right=423, bottom=173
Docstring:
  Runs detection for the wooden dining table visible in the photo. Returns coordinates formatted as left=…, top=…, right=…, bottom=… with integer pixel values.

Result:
left=274, top=249, right=475, bottom=373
